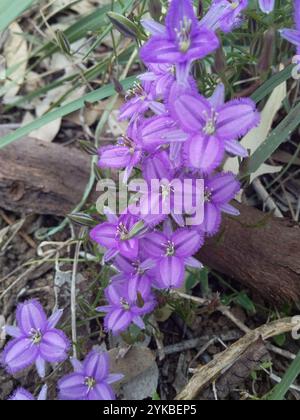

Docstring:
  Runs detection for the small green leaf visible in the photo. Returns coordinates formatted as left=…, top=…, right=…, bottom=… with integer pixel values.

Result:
left=273, top=333, right=286, bottom=348
left=107, top=11, right=140, bottom=39
left=234, top=291, right=256, bottom=314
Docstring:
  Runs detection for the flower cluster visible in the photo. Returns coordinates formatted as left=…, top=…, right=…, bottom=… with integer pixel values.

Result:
left=91, top=0, right=260, bottom=336
left=280, top=0, right=300, bottom=64
left=2, top=300, right=122, bottom=400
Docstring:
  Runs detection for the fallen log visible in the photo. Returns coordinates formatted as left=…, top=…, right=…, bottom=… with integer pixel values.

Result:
left=0, top=135, right=299, bottom=303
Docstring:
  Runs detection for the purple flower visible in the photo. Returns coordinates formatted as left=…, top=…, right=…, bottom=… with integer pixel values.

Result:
left=90, top=213, right=140, bottom=262
left=197, top=172, right=241, bottom=235
left=139, top=63, right=176, bottom=98
left=201, top=0, right=248, bottom=33
left=58, top=350, right=123, bottom=400
left=141, top=221, right=204, bottom=289
left=112, top=254, right=155, bottom=285
left=168, top=83, right=260, bottom=173
left=98, top=120, right=143, bottom=183
left=119, top=81, right=164, bottom=121
left=9, top=385, right=47, bottom=401
left=140, top=0, right=219, bottom=85
left=258, top=0, right=275, bottom=14
left=138, top=114, right=188, bottom=153
left=2, top=300, right=69, bottom=378
left=280, top=0, right=300, bottom=61
left=97, top=277, right=156, bottom=335
left=142, top=150, right=175, bottom=183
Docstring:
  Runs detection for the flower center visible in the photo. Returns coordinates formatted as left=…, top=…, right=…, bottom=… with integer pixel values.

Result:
left=85, top=377, right=96, bottom=391
left=165, top=241, right=175, bottom=257
left=118, top=136, right=135, bottom=154
left=204, top=188, right=212, bottom=203
left=176, top=17, right=192, bottom=53
left=229, top=1, right=239, bottom=10
left=120, top=297, right=130, bottom=310
left=125, top=82, right=145, bottom=100
left=30, top=329, right=43, bottom=345
left=116, top=223, right=129, bottom=241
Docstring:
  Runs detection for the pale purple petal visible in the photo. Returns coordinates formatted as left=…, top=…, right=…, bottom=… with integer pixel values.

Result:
left=16, top=300, right=47, bottom=335
left=184, top=134, right=224, bottom=173
left=106, top=309, right=132, bottom=334
left=132, top=316, right=146, bottom=330
left=37, top=385, right=48, bottom=401
left=35, top=356, right=46, bottom=378
left=207, top=172, right=240, bottom=204
left=83, top=351, right=109, bottom=382
left=58, top=373, right=86, bottom=400
left=173, top=229, right=204, bottom=257
left=140, top=36, right=183, bottom=64
left=141, top=19, right=166, bottom=36
left=70, top=357, right=84, bottom=373
left=90, top=223, right=117, bottom=248
left=219, top=203, right=240, bottom=216
left=107, top=373, right=124, bottom=384
left=159, top=256, right=184, bottom=289
left=141, top=232, right=166, bottom=258
left=47, top=309, right=63, bottom=329
left=216, top=98, right=260, bottom=141
left=5, top=326, right=22, bottom=338
left=98, top=146, right=131, bottom=169
left=209, top=83, right=225, bottom=108
left=168, top=88, right=210, bottom=133
left=185, top=256, right=203, bottom=269
left=259, top=0, right=275, bottom=14
left=3, top=337, right=38, bottom=374
left=224, top=139, right=248, bottom=158
left=203, top=202, right=222, bottom=236
left=39, top=330, right=70, bottom=363
left=88, top=383, right=115, bottom=401
left=9, top=388, right=34, bottom=401
left=279, top=28, right=300, bottom=46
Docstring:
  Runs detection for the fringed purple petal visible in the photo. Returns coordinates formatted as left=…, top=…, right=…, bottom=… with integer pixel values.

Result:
left=224, top=138, right=248, bottom=157
left=35, top=355, right=46, bottom=378
left=98, top=146, right=132, bottom=169
left=58, top=373, right=86, bottom=401
left=207, top=172, right=240, bottom=204
left=106, top=309, right=132, bottom=335
left=159, top=256, right=184, bottom=289
left=47, top=309, right=63, bottom=329
left=141, top=232, right=166, bottom=258
left=2, top=337, right=38, bottom=374
left=90, top=223, right=117, bottom=248
left=259, top=0, right=275, bottom=14
left=173, top=229, right=204, bottom=257
left=39, top=330, right=70, bottom=363
left=203, top=202, right=222, bottom=236
left=184, top=134, right=224, bottom=173
left=5, top=326, right=22, bottom=338
left=216, top=98, right=260, bottom=141
left=9, top=388, right=34, bottom=401
left=88, top=383, right=115, bottom=401
left=140, top=36, right=183, bottom=64
left=168, top=86, right=211, bottom=132
left=16, top=299, right=47, bottom=335
left=83, top=351, right=109, bottom=382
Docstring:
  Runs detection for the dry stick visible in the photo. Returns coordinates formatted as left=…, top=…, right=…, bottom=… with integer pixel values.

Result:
left=0, top=210, right=36, bottom=249
left=71, top=229, right=84, bottom=359
left=176, top=318, right=300, bottom=400
left=0, top=241, right=73, bottom=300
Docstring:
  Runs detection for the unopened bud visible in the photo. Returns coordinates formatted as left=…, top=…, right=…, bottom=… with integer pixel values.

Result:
left=107, top=12, right=139, bottom=39
left=55, top=30, right=71, bottom=56
left=148, top=0, right=162, bottom=21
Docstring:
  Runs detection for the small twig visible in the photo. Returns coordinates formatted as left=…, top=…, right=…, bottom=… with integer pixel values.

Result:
left=71, top=228, right=84, bottom=358
left=253, top=178, right=284, bottom=218
left=0, top=211, right=36, bottom=249
left=176, top=317, right=300, bottom=400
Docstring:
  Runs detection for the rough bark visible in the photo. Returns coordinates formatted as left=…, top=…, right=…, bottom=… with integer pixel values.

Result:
left=198, top=203, right=300, bottom=304
left=0, top=135, right=93, bottom=216
left=0, top=135, right=300, bottom=303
